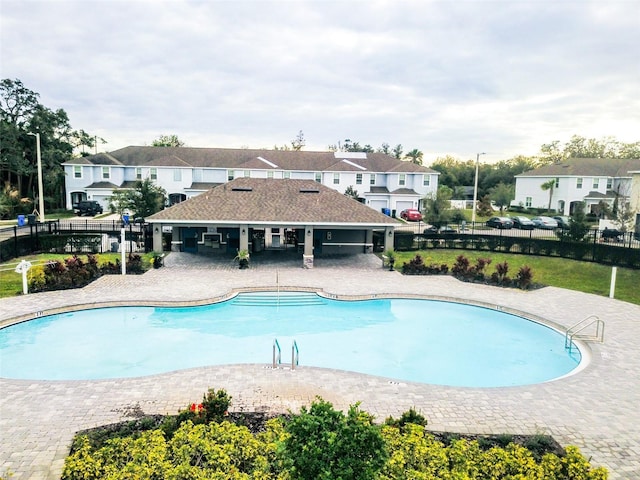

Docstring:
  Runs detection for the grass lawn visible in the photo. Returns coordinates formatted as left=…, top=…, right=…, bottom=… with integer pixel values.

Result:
left=1, top=250, right=637, bottom=305
left=392, top=249, right=639, bottom=305
left=0, top=253, right=155, bottom=299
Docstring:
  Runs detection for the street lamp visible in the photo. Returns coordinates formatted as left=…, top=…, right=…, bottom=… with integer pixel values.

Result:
left=471, top=152, right=486, bottom=224
left=27, top=132, right=45, bottom=222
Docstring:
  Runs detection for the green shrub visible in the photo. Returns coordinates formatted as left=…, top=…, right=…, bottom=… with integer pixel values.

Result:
left=281, top=398, right=387, bottom=480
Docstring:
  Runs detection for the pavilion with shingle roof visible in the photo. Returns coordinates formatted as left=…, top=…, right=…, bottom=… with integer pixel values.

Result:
left=147, top=178, right=399, bottom=266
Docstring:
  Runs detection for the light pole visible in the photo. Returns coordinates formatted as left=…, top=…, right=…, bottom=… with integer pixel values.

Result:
left=27, top=132, right=45, bottom=222
left=471, top=152, right=486, bottom=224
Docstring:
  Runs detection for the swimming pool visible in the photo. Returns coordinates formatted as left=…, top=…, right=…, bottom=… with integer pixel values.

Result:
left=0, top=292, right=582, bottom=387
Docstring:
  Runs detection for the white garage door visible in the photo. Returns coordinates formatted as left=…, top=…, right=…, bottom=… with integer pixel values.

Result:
left=369, top=200, right=387, bottom=212
left=396, top=201, right=413, bottom=212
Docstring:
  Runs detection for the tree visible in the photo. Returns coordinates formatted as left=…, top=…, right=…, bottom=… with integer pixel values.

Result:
left=344, top=185, right=359, bottom=200
left=71, top=129, right=107, bottom=156
left=151, top=134, right=185, bottom=147
left=404, top=149, right=423, bottom=166
left=489, top=182, right=514, bottom=213
left=377, top=143, right=391, bottom=155
left=476, top=195, right=494, bottom=217
left=422, top=186, right=454, bottom=227
left=564, top=202, right=590, bottom=242
left=109, top=178, right=166, bottom=219
left=541, top=179, right=556, bottom=212
left=392, top=144, right=403, bottom=159
left=291, top=130, right=305, bottom=151
left=1, top=78, right=77, bottom=210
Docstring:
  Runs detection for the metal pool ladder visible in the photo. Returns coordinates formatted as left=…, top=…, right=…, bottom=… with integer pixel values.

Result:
left=565, top=315, right=605, bottom=351
left=273, top=338, right=299, bottom=370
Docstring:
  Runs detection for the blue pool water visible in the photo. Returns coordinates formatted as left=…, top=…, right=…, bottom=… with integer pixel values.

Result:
left=0, top=292, right=582, bottom=387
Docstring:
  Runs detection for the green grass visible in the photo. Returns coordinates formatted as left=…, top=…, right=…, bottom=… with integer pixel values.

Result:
left=392, top=249, right=639, bottom=305
left=0, top=253, right=155, bottom=299
left=1, top=251, right=637, bottom=305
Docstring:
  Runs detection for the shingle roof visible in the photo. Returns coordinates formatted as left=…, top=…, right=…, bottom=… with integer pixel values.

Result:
left=516, top=158, right=640, bottom=178
left=65, top=146, right=438, bottom=174
left=147, top=178, right=400, bottom=225
left=187, top=182, right=222, bottom=190
left=85, top=181, right=120, bottom=189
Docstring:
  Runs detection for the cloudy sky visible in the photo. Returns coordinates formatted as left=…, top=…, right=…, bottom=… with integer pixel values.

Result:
left=2, top=0, right=638, bottom=163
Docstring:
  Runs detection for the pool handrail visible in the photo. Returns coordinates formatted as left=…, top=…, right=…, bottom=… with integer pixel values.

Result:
left=273, top=338, right=281, bottom=367
left=292, top=340, right=299, bottom=370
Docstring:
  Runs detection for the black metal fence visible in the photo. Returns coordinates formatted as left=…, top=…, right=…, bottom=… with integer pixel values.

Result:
left=0, top=220, right=150, bottom=262
left=391, top=222, right=640, bottom=269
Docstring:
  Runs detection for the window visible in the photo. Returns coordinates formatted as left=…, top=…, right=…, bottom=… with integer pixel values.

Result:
left=73, top=166, right=82, bottom=179
left=227, top=169, right=235, bottom=181
left=606, top=178, right=613, bottom=189
left=370, top=174, right=376, bottom=185
left=136, top=168, right=142, bottom=180
left=399, top=174, right=406, bottom=186
left=593, top=178, right=599, bottom=189
left=356, top=173, right=362, bottom=185
left=423, top=175, right=430, bottom=187
left=102, top=167, right=110, bottom=180
left=267, top=171, right=274, bottom=179
left=244, top=170, right=250, bottom=178
left=555, top=177, right=559, bottom=188
left=525, top=196, right=532, bottom=207
left=576, top=177, right=583, bottom=189
left=315, top=172, right=322, bottom=183
left=150, top=168, right=157, bottom=181
left=283, top=171, right=291, bottom=179
left=333, top=173, right=340, bottom=185
left=173, top=169, right=182, bottom=181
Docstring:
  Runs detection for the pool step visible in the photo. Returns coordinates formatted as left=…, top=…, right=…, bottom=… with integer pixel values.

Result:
left=232, top=292, right=325, bottom=307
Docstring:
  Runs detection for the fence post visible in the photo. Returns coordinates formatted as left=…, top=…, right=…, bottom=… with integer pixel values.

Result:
left=609, top=266, right=617, bottom=298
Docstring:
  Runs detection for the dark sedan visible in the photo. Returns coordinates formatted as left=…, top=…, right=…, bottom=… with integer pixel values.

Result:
left=512, top=216, right=534, bottom=230
left=486, top=216, right=514, bottom=229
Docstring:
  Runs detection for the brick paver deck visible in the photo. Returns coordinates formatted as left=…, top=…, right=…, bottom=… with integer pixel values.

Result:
left=1, top=252, right=639, bottom=479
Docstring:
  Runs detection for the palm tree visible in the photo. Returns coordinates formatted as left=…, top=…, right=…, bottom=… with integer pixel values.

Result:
left=540, top=179, right=556, bottom=212
left=405, top=149, right=423, bottom=165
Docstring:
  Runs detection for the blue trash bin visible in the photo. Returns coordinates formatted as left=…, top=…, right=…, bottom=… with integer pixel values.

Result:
left=382, top=208, right=390, bottom=216
left=122, top=214, right=130, bottom=225
left=17, top=215, right=25, bottom=227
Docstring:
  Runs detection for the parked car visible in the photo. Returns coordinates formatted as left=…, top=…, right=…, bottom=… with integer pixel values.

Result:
left=486, top=216, right=514, bottom=229
left=423, top=225, right=456, bottom=235
left=601, top=227, right=623, bottom=242
left=553, top=216, right=571, bottom=230
left=400, top=209, right=423, bottom=222
left=531, top=216, right=558, bottom=229
left=74, top=200, right=103, bottom=216
left=512, top=216, right=534, bottom=230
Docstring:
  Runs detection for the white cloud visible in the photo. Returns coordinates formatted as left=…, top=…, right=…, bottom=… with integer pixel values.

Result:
left=2, top=0, right=638, bottom=161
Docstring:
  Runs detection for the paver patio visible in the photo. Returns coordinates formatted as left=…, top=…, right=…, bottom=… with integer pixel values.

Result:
left=0, top=252, right=639, bottom=479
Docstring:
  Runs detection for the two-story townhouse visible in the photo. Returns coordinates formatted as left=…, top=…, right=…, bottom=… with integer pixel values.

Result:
left=512, top=158, right=640, bottom=219
left=63, top=147, right=439, bottom=215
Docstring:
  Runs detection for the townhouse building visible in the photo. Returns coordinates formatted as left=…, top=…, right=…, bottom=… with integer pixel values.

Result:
left=512, top=158, right=640, bottom=226
left=63, top=146, right=439, bottom=216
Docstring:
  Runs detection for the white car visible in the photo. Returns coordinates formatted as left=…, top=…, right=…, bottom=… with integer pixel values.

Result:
left=531, top=216, right=558, bottom=229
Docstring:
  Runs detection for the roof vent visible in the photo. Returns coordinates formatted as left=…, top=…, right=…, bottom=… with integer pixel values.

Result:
left=300, top=188, right=320, bottom=193
left=231, top=187, right=253, bottom=192
left=335, top=152, right=367, bottom=159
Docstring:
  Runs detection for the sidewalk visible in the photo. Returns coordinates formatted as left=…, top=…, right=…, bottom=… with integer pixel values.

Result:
left=1, top=253, right=639, bottom=479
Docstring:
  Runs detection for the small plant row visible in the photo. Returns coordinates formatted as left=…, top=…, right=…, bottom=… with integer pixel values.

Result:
left=28, top=253, right=146, bottom=293
left=62, top=389, right=608, bottom=480
left=402, top=254, right=534, bottom=290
